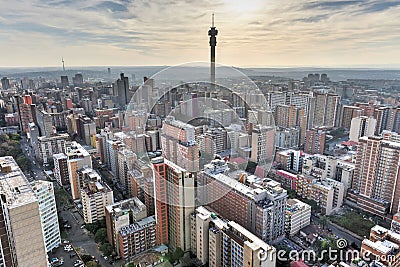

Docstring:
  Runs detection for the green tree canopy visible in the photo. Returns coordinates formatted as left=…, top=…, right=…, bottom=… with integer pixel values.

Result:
left=94, top=228, right=107, bottom=244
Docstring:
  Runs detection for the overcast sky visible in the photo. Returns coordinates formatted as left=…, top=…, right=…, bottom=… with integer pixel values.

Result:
left=1, top=0, right=400, bottom=67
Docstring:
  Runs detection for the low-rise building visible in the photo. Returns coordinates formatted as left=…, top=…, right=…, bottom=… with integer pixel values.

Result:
left=118, top=216, right=156, bottom=261
left=105, top=198, right=147, bottom=255
left=361, top=225, right=400, bottom=266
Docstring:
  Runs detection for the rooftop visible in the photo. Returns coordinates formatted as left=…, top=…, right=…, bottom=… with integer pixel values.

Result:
left=0, top=156, right=37, bottom=208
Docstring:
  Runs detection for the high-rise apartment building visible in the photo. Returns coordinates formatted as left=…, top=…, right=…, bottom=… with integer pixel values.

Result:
left=161, top=117, right=199, bottom=172
left=152, top=157, right=195, bottom=250
left=0, top=157, right=48, bottom=267
left=31, top=180, right=61, bottom=252
left=340, top=105, right=362, bottom=130
left=304, top=128, right=326, bottom=155
left=374, top=106, right=392, bottom=135
left=81, top=179, right=114, bottom=224
left=53, top=153, right=69, bottom=186
left=18, top=101, right=34, bottom=132
left=35, top=108, right=54, bottom=137
left=351, top=133, right=400, bottom=217
left=251, top=125, right=275, bottom=166
left=117, top=148, right=136, bottom=194
left=309, top=93, right=340, bottom=128
left=66, top=142, right=92, bottom=199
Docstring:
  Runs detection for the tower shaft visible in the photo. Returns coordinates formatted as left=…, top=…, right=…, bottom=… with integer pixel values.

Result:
left=208, top=14, right=218, bottom=98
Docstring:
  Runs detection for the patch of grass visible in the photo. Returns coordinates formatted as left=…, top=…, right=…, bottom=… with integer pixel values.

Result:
left=60, top=230, right=68, bottom=239
left=330, top=211, right=375, bottom=238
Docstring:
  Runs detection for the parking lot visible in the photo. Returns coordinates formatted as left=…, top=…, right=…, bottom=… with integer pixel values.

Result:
left=48, top=242, right=83, bottom=267
left=58, top=209, right=113, bottom=267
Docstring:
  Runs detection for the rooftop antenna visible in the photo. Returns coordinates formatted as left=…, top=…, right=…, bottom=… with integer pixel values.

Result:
left=62, top=58, right=65, bottom=72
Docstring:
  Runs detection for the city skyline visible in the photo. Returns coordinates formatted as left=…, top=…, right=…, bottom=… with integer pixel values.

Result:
left=1, top=0, right=400, bottom=67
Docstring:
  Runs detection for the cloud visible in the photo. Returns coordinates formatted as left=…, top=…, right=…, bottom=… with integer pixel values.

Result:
left=0, top=0, right=399, bottom=67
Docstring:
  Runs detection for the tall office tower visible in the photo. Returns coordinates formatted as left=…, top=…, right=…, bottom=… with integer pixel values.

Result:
left=340, top=105, right=362, bottom=129
left=35, top=108, right=54, bottom=137
left=113, top=73, right=130, bottom=107
left=60, top=75, right=69, bottom=88
left=81, top=179, right=113, bottom=224
left=36, top=133, right=69, bottom=164
left=0, top=157, right=48, bottom=267
left=72, top=73, right=83, bottom=86
left=304, top=128, right=326, bottom=155
left=105, top=198, right=148, bottom=256
left=374, top=106, right=393, bottom=135
left=208, top=13, right=218, bottom=97
left=152, top=157, right=195, bottom=250
left=221, top=221, right=276, bottom=267
left=349, top=116, right=377, bottom=142
left=351, top=133, right=400, bottom=217
left=66, top=142, right=92, bottom=199
left=251, top=125, right=275, bottom=166
left=161, top=116, right=199, bottom=172
left=1, top=77, right=10, bottom=90
left=117, top=148, right=136, bottom=194
left=198, top=161, right=287, bottom=243
left=31, top=180, right=61, bottom=252
left=266, top=92, right=287, bottom=111
left=53, top=153, right=69, bottom=186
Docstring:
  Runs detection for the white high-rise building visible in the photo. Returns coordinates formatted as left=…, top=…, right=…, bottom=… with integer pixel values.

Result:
left=32, top=180, right=61, bottom=252
left=0, top=156, right=48, bottom=267
left=349, top=116, right=376, bottom=142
